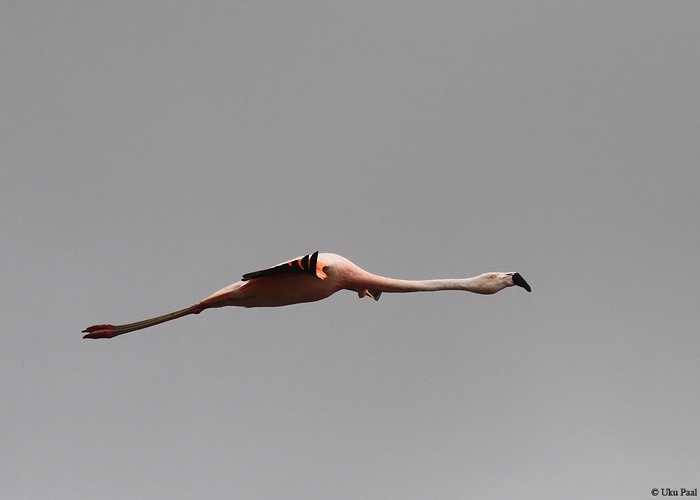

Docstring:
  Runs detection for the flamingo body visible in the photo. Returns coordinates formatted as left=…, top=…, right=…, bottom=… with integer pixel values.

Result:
left=83, top=251, right=530, bottom=339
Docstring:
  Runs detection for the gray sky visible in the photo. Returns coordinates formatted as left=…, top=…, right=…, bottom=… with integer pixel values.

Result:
left=2, top=1, right=699, bottom=498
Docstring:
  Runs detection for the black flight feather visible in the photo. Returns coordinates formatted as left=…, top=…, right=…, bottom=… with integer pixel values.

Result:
left=242, top=251, right=320, bottom=281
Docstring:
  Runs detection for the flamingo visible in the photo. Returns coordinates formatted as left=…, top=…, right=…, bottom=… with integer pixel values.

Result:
left=82, top=251, right=531, bottom=339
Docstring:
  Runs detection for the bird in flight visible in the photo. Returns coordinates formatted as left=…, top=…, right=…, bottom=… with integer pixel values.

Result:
left=82, top=251, right=531, bottom=339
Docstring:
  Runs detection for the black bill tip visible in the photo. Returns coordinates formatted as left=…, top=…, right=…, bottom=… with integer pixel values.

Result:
left=512, top=273, right=531, bottom=292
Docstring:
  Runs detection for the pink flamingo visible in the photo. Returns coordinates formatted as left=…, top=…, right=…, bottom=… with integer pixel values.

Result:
left=83, top=251, right=531, bottom=339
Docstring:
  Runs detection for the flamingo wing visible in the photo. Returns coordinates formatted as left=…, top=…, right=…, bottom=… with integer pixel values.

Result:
left=241, top=251, right=326, bottom=281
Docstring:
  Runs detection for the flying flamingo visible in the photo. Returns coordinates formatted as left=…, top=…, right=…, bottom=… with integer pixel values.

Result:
left=82, top=251, right=531, bottom=339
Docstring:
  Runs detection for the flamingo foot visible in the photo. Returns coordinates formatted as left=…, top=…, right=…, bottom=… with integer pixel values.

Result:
left=82, top=324, right=118, bottom=339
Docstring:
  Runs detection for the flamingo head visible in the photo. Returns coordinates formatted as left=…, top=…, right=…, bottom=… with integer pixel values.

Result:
left=477, top=272, right=532, bottom=294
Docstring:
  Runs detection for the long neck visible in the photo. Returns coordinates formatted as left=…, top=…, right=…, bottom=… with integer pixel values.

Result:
left=358, top=272, right=485, bottom=294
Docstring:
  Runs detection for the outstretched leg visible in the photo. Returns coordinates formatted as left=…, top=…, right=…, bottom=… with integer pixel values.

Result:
left=82, top=304, right=204, bottom=339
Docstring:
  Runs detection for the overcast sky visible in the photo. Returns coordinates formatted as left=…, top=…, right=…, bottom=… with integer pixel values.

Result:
left=2, top=1, right=699, bottom=499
